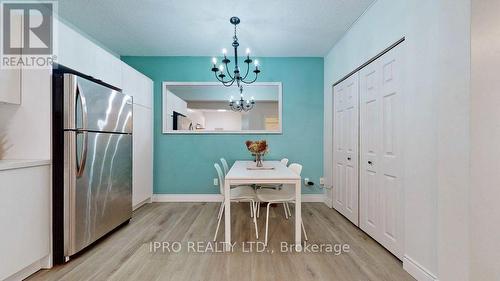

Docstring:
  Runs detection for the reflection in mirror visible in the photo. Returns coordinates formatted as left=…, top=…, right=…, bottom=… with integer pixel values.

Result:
left=163, top=82, right=282, bottom=134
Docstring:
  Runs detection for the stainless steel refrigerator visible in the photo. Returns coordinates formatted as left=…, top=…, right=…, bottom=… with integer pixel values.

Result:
left=52, top=70, right=132, bottom=263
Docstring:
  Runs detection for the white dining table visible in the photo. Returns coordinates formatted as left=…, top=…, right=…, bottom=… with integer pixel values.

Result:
left=224, top=160, right=302, bottom=250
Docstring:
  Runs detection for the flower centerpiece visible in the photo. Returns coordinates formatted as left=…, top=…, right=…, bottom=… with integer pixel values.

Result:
left=245, top=140, right=268, bottom=167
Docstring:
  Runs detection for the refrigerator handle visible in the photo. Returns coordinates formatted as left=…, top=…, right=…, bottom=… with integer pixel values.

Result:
left=76, top=84, right=89, bottom=178
left=76, top=84, right=88, bottom=130
left=76, top=131, right=88, bottom=178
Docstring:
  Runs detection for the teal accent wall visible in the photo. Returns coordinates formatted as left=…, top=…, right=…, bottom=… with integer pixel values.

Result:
left=121, top=56, right=324, bottom=194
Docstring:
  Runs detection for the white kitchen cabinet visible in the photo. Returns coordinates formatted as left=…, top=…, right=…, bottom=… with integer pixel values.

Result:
left=0, top=13, right=22, bottom=105
left=0, top=161, right=51, bottom=280
left=121, top=63, right=153, bottom=108
left=122, top=63, right=154, bottom=209
left=94, top=46, right=123, bottom=89
left=133, top=104, right=153, bottom=208
left=57, top=19, right=122, bottom=89
left=58, top=20, right=95, bottom=76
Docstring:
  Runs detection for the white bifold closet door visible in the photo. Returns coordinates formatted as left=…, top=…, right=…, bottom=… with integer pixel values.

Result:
left=359, top=46, right=403, bottom=259
left=332, top=73, right=359, bottom=226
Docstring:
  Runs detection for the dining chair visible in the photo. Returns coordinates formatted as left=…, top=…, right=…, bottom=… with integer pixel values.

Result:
left=256, top=163, right=308, bottom=246
left=213, top=163, right=259, bottom=241
left=255, top=157, right=290, bottom=218
left=220, top=158, right=230, bottom=175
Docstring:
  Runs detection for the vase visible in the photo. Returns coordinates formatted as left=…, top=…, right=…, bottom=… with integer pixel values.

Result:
left=255, top=153, right=263, bottom=167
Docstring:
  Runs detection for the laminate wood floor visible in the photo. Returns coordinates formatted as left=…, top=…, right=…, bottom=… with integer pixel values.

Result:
left=28, top=203, right=415, bottom=281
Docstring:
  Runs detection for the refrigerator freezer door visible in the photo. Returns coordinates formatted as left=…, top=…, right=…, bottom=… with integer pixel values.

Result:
left=64, top=74, right=132, bottom=133
left=64, top=130, right=132, bottom=256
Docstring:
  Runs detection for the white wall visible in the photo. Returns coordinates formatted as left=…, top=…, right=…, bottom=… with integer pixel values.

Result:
left=470, top=0, right=500, bottom=279
left=203, top=111, right=242, bottom=131
left=323, top=0, right=470, bottom=280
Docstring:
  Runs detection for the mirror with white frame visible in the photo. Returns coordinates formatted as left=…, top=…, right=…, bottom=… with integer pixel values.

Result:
left=162, top=82, right=282, bottom=134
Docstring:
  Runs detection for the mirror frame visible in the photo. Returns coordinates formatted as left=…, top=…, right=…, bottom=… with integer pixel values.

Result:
left=162, top=81, right=283, bottom=134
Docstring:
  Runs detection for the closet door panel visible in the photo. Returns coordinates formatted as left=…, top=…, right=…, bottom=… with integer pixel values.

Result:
left=379, top=47, right=403, bottom=258
left=359, top=61, right=381, bottom=238
left=359, top=45, right=403, bottom=259
left=332, top=73, right=359, bottom=226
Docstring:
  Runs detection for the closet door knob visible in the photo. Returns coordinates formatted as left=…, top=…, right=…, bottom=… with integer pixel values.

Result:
left=368, top=161, right=373, bottom=165
left=347, top=156, right=351, bottom=161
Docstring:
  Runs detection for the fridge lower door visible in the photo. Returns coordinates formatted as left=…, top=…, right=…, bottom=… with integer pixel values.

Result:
left=64, top=131, right=132, bottom=257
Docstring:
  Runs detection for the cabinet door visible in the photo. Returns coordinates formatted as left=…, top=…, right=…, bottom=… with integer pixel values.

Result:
left=332, top=73, right=359, bottom=226
left=58, top=21, right=95, bottom=76
left=0, top=12, right=22, bottom=104
left=132, top=104, right=153, bottom=207
left=0, top=165, right=50, bottom=280
left=123, top=65, right=152, bottom=108
left=359, top=45, right=404, bottom=259
left=94, top=47, right=122, bottom=89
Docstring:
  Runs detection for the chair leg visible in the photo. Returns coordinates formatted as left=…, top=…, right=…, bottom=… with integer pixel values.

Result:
left=214, top=202, right=225, bottom=241
left=283, top=203, right=289, bottom=219
left=286, top=202, right=292, bottom=217
left=216, top=201, right=224, bottom=220
left=252, top=201, right=259, bottom=239
left=257, top=203, right=260, bottom=218
left=301, top=220, right=308, bottom=241
left=250, top=202, right=254, bottom=218
left=265, top=202, right=271, bottom=246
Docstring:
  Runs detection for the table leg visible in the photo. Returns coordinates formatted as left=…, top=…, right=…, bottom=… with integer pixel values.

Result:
left=224, top=179, right=231, bottom=251
left=295, top=179, right=302, bottom=251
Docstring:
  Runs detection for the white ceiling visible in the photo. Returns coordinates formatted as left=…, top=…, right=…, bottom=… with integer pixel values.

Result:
left=57, top=0, right=375, bottom=57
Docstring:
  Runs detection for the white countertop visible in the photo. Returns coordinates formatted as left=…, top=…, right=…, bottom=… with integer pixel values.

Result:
left=0, top=159, right=51, bottom=171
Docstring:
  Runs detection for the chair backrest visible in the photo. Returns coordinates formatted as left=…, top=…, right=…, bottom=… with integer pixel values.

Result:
left=280, top=158, right=289, bottom=167
left=220, top=158, right=229, bottom=175
left=214, top=163, right=225, bottom=195
left=288, top=163, right=302, bottom=176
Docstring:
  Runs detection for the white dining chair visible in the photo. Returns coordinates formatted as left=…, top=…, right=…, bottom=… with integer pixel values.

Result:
left=220, top=157, right=255, bottom=219
left=213, top=163, right=259, bottom=241
left=220, top=158, right=230, bottom=175
left=256, top=163, right=308, bottom=246
left=255, top=157, right=290, bottom=218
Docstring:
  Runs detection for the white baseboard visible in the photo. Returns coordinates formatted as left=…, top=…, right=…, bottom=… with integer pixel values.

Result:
left=152, top=193, right=326, bottom=203
left=323, top=196, right=333, bottom=208
left=133, top=197, right=153, bottom=211
left=4, top=255, right=50, bottom=281
left=403, top=255, right=438, bottom=281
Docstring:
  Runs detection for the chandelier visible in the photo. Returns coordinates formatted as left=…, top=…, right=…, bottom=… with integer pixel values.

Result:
left=210, top=16, right=260, bottom=112
left=229, top=86, right=255, bottom=112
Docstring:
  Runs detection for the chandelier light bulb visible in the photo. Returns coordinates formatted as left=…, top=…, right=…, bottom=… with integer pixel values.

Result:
left=222, top=48, right=227, bottom=55
left=246, top=48, right=251, bottom=55
left=254, top=59, right=259, bottom=66
left=219, top=64, right=224, bottom=72
left=212, top=57, right=217, bottom=65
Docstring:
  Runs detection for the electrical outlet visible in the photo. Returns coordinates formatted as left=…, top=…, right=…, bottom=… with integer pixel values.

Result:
left=213, top=178, right=218, bottom=186
left=320, top=177, right=325, bottom=185
left=304, top=178, right=309, bottom=185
